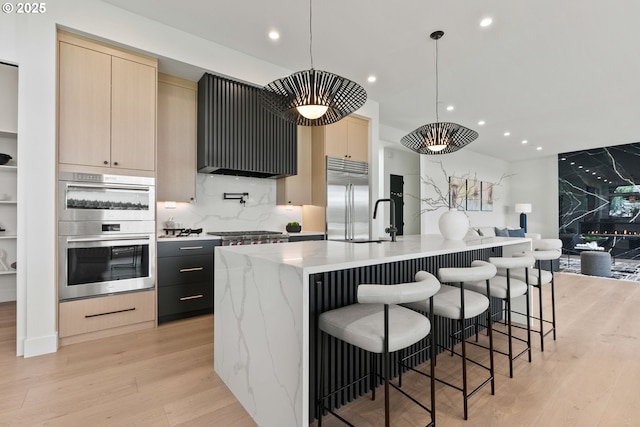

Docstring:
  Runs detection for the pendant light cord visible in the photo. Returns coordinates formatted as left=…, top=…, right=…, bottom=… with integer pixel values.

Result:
left=309, top=0, right=314, bottom=69
left=434, top=36, right=439, bottom=124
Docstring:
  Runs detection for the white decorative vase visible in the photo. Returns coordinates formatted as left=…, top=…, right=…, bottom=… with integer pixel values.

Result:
left=438, top=208, right=469, bottom=240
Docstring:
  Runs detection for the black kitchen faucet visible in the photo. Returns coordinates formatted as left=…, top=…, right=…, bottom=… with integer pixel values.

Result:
left=373, top=199, right=397, bottom=242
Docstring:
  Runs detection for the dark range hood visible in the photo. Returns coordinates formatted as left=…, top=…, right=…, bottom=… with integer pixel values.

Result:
left=197, top=73, right=297, bottom=178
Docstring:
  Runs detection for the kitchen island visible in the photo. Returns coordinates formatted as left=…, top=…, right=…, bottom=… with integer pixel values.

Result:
left=213, top=234, right=531, bottom=427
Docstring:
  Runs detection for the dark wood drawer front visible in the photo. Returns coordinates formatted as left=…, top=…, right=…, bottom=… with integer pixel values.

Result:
left=157, top=240, right=219, bottom=257
left=288, top=234, right=325, bottom=242
left=157, top=254, right=212, bottom=287
left=158, top=282, right=212, bottom=317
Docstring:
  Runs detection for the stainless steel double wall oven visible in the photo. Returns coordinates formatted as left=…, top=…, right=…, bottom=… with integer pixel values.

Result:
left=58, top=172, right=156, bottom=301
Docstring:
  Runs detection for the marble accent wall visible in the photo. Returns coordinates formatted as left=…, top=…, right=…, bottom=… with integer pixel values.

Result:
left=558, top=142, right=640, bottom=259
left=156, top=174, right=304, bottom=235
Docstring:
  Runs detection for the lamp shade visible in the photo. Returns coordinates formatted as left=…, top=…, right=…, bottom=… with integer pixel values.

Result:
left=262, top=69, right=367, bottom=126
left=401, top=122, right=478, bottom=154
left=515, top=203, right=532, bottom=214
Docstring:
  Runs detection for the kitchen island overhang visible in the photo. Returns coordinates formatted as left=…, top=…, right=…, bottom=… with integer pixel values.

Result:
left=213, top=235, right=532, bottom=427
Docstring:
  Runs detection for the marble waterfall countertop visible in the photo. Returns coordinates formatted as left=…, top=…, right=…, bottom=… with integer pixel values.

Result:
left=213, top=234, right=531, bottom=427
left=216, top=234, right=530, bottom=273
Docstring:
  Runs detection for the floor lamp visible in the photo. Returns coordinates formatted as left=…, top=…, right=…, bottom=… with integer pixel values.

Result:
left=515, top=204, right=532, bottom=232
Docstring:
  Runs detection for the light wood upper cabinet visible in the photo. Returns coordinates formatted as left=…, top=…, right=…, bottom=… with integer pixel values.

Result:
left=276, top=126, right=312, bottom=205
left=58, top=42, right=111, bottom=167
left=58, top=31, right=157, bottom=174
left=323, top=116, right=369, bottom=162
left=157, top=73, right=197, bottom=202
left=111, top=57, right=156, bottom=171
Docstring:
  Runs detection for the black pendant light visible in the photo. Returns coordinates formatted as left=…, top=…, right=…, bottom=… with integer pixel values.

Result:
left=261, top=0, right=367, bottom=126
left=401, top=31, right=478, bottom=154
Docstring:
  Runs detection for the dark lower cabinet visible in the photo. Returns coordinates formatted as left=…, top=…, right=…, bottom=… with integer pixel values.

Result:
left=288, top=233, right=325, bottom=242
left=157, top=239, right=221, bottom=323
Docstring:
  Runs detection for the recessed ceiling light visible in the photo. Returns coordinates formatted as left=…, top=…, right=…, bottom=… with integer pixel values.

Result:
left=592, top=172, right=597, bottom=175
left=586, top=169, right=590, bottom=172
left=536, top=146, right=542, bottom=151
left=478, top=120, right=485, bottom=126
left=578, top=165, right=583, bottom=168
left=597, top=176, right=602, bottom=179
left=480, top=18, right=493, bottom=27
left=570, top=162, right=575, bottom=165
left=268, top=31, right=280, bottom=40
left=522, top=140, right=528, bottom=144
left=446, top=105, right=454, bottom=111
left=504, top=132, right=510, bottom=136
left=560, top=157, right=566, bottom=161
left=367, top=75, right=376, bottom=83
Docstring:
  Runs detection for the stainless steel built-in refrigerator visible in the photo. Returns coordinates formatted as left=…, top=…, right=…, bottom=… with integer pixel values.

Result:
left=326, top=156, right=370, bottom=241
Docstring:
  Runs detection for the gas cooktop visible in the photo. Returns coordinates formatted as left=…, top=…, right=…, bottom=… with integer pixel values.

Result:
left=207, top=230, right=289, bottom=245
left=206, top=230, right=284, bottom=236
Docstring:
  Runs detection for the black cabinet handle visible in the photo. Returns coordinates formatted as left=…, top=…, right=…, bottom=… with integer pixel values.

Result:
left=85, top=307, right=135, bottom=318
left=113, top=161, right=119, bottom=166
left=103, top=160, right=109, bottom=165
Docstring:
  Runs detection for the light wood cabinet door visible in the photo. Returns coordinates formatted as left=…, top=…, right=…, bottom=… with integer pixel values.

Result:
left=346, top=116, right=368, bottom=162
left=276, top=126, right=312, bottom=205
left=111, top=57, right=156, bottom=171
left=157, top=74, right=197, bottom=202
left=323, top=118, right=348, bottom=159
left=58, top=42, right=111, bottom=167
left=322, top=116, right=368, bottom=161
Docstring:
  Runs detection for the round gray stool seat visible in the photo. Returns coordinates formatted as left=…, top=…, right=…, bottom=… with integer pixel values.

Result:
left=580, top=251, right=612, bottom=277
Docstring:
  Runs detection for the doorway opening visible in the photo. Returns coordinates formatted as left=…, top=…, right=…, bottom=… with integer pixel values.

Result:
left=390, top=174, right=404, bottom=236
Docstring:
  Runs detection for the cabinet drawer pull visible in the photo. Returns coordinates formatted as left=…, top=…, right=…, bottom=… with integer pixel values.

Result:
left=179, top=267, right=204, bottom=273
left=180, top=294, right=204, bottom=301
left=179, top=246, right=204, bottom=250
left=85, top=307, right=136, bottom=318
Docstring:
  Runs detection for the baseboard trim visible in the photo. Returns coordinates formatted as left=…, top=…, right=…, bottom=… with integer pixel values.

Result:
left=23, top=332, right=58, bottom=357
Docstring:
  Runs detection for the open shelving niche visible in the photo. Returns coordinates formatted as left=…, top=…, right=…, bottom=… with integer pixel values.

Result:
left=0, top=123, right=18, bottom=297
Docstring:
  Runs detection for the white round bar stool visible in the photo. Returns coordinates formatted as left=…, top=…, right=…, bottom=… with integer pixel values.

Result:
left=317, top=272, right=441, bottom=427
left=465, top=256, right=535, bottom=378
left=403, top=262, right=496, bottom=420
left=512, top=239, right=562, bottom=352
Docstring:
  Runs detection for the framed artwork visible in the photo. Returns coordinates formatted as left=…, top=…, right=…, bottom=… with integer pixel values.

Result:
left=466, top=178, right=481, bottom=211
left=481, top=181, right=494, bottom=211
left=449, top=176, right=466, bottom=210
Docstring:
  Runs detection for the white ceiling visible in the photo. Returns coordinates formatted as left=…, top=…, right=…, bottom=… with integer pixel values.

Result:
left=102, top=0, right=640, bottom=162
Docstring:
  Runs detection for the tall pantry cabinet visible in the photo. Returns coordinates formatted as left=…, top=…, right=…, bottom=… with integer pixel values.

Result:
left=56, top=31, right=158, bottom=345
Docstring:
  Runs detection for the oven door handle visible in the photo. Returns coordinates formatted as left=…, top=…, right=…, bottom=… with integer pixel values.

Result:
left=66, top=183, right=151, bottom=192
left=66, top=235, right=151, bottom=243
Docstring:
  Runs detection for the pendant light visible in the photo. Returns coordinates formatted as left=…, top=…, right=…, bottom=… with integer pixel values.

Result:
left=401, top=31, right=478, bottom=154
left=262, top=0, right=367, bottom=126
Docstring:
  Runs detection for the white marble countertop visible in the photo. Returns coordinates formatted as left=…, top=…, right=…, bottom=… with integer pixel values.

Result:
left=216, top=234, right=531, bottom=274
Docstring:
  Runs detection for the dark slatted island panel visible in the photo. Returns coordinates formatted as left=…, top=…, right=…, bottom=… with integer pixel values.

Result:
left=308, top=246, right=503, bottom=421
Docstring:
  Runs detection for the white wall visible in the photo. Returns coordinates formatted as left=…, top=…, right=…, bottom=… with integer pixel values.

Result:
left=0, top=0, right=380, bottom=356
left=419, top=149, right=513, bottom=234
left=507, top=155, right=559, bottom=238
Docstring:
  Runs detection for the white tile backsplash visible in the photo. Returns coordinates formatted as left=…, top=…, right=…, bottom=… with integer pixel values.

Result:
left=157, top=174, right=303, bottom=234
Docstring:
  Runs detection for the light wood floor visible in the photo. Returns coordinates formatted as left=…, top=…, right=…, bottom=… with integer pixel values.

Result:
left=1, top=272, right=639, bottom=426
